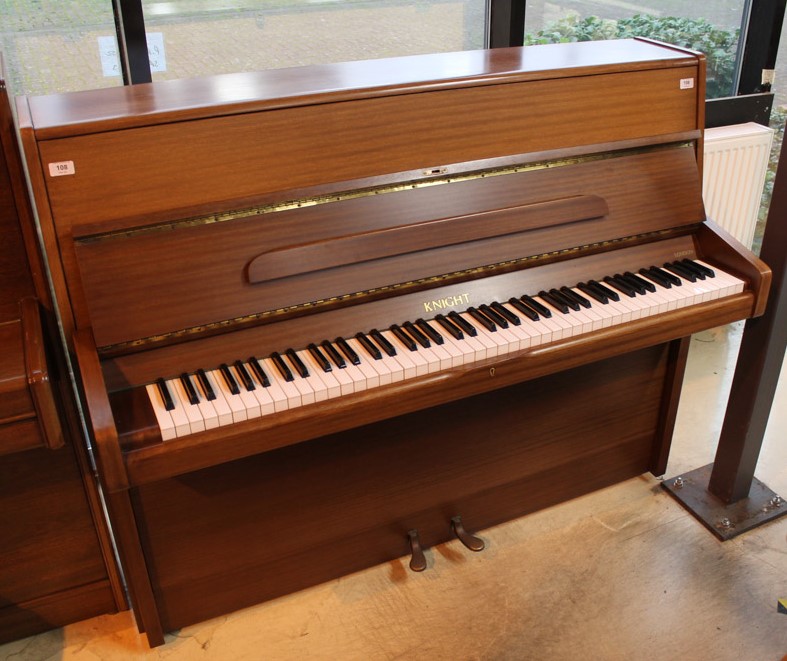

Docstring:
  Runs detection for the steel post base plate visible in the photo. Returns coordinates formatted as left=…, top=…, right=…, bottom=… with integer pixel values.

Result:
left=662, top=464, right=787, bottom=541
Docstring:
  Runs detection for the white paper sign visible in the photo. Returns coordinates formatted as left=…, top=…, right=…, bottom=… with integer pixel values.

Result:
left=98, top=33, right=167, bottom=77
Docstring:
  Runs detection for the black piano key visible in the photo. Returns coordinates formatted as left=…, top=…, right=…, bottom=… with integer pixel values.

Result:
left=624, top=271, right=656, bottom=293
left=370, top=329, right=397, bottom=357
left=467, top=306, right=497, bottom=331
left=321, top=340, right=347, bottom=368
left=678, top=259, right=707, bottom=280
left=560, top=286, right=591, bottom=309
left=639, top=268, right=672, bottom=289
left=285, top=348, right=310, bottom=377
left=355, top=332, right=382, bottom=360
left=434, top=313, right=464, bottom=340
left=391, top=324, right=418, bottom=351
left=664, top=261, right=696, bottom=282
left=603, top=276, right=636, bottom=298
left=548, top=288, right=579, bottom=311
left=507, top=296, right=540, bottom=320
left=248, top=356, right=271, bottom=387
left=403, top=321, right=431, bottom=348
left=577, top=282, right=608, bottom=304
left=491, top=301, right=521, bottom=325
left=650, top=265, right=682, bottom=286
left=156, top=377, right=175, bottom=411
left=179, top=372, right=200, bottom=405
left=335, top=337, right=360, bottom=366
left=196, top=368, right=216, bottom=401
left=308, top=343, right=333, bottom=371
left=479, top=303, right=509, bottom=329
left=219, top=362, right=241, bottom=394
left=234, top=360, right=256, bottom=391
left=685, top=258, right=715, bottom=278
left=415, top=318, right=444, bottom=344
left=617, top=273, right=646, bottom=295
left=448, top=311, right=478, bottom=336
left=270, top=351, right=294, bottom=382
left=537, top=290, right=570, bottom=314
left=587, top=279, right=620, bottom=302
left=521, top=295, right=552, bottom=317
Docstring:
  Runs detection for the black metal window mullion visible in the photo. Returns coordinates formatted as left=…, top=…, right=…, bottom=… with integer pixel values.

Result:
left=113, top=0, right=152, bottom=85
left=488, top=0, right=525, bottom=48
left=736, top=0, right=786, bottom=95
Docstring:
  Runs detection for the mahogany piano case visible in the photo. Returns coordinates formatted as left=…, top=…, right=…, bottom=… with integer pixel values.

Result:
left=0, top=68, right=124, bottom=643
left=16, top=39, right=770, bottom=646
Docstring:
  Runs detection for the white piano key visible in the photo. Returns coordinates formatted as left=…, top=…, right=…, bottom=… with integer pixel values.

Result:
left=199, top=370, right=235, bottom=426
left=379, top=330, right=419, bottom=379
left=264, top=357, right=303, bottom=408
left=299, top=349, right=343, bottom=398
left=210, top=368, right=248, bottom=423
left=348, top=337, right=393, bottom=385
left=292, top=349, right=332, bottom=402
left=458, top=313, right=501, bottom=356
left=169, top=377, right=206, bottom=435
left=145, top=383, right=177, bottom=441
left=385, top=331, right=430, bottom=377
left=247, top=360, right=288, bottom=413
left=160, top=378, right=192, bottom=437
left=229, top=365, right=262, bottom=419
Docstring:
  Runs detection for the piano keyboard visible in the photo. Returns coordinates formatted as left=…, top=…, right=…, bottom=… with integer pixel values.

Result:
left=146, top=260, right=744, bottom=441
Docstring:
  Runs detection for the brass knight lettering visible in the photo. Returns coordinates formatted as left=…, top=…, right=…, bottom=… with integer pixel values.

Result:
left=422, top=293, right=470, bottom=314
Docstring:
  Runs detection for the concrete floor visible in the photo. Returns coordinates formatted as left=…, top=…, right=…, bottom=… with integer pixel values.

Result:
left=1, top=323, right=786, bottom=660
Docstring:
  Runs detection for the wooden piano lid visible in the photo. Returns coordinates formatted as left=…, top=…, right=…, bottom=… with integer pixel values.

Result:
left=23, top=38, right=699, bottom=138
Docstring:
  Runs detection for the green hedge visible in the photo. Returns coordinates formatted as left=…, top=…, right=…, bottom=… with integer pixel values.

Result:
left=524, top=14, right=739, bottom=99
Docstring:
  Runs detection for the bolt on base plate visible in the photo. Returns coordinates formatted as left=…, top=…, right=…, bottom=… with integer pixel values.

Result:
left=662, top=463, right=787, bottom=541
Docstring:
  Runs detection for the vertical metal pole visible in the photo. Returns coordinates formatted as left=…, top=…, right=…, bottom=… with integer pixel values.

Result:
left=707, top=155, right=787, bottom=503
left=113, top=0, right=152, bottom=85
left=488, top=0, right=525, bottom=48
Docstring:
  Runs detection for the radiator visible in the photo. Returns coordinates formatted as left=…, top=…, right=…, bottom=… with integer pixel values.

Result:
left=703, top=122, right=774, bottom=248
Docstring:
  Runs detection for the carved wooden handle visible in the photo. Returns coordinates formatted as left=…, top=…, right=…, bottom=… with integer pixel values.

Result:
left=20, top=297, right=65, bottom=450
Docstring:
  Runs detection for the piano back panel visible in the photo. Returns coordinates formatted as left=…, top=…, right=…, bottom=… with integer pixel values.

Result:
left=74, top=144, right=704, bottom=350
left=132, top=343, right=668, bottom=631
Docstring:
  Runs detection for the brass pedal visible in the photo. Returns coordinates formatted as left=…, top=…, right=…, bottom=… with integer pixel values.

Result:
left=451, top=516, right=485, bottom=552
left=407, top=529, right=427, bottom=572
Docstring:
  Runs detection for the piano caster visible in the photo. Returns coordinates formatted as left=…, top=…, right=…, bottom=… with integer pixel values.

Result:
left=451, top=515, right=485, bottom=552
left=407, top=529, right=427, bottom=572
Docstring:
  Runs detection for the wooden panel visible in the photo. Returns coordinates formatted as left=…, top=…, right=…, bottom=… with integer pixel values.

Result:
left=38, top=66, right=699, bottom=231
left=75, top=146, right=704, bottom=348
left=132, top=345, right=667, bottom=631
left=0, top=445, right=113, bottom=606
left=0, top=320, right=33, bottom=421
left=0, top=580, right=116, bottom=645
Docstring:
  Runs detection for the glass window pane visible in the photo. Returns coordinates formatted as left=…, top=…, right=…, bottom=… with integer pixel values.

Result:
left=524, top=1, right=747, bottom=99
left=141, top=0, right=488, bottom=82
left=0, top=1, right=121, bottom=96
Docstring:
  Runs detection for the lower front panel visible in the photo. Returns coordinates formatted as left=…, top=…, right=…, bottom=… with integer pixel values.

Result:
left=131, top=344, right=672, bottom=631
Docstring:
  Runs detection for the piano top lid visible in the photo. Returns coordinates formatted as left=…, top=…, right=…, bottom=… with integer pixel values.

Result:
left=23, top=38, right=701, bottom=139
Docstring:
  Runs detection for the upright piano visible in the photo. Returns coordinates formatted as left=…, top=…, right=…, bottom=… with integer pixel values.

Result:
left=17, top=39, right=770, bottom=646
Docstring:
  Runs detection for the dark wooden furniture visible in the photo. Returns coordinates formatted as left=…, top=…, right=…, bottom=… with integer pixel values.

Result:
left=0, top=67, right=124, bottom=643
left=16, top=39, right=771, bottom=646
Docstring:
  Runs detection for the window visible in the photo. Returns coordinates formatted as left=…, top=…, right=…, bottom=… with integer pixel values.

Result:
left=0, top=1, right=120, bottom=96
left=140, top=0, right=489, bottom=82
left=523, top=1, right=750, bottom=99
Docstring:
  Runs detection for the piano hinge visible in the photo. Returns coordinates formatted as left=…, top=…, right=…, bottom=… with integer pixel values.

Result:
left=94, top=226, right=690, bottom=358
